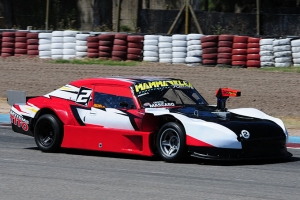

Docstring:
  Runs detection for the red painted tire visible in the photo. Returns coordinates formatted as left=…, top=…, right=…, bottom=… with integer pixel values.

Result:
left=128, top=42, right=143, bottom=48
left=1, top=48, right=14, bottom=53
left=14, top=49, right=27, bottom=54
left=247, top=60, right=261, bottom=67
left=87, top=48, right=99, bottom=53
left=27, top=50, right=39, bottom=55
left=2, top=32, right=15, bottom=37
left=127, top=48, right=143, bottom=54
left=87, top=36, right=99, bottom=42
left=202, top=53, right=218, bottom=59
left=114, top=39, right=127, bottom=46
left=232, top=43, right=247, bottom=49
left=127, top=35, right=144, bottom=43
left=113, top=45, right=127, bottom=51
left=98, top=34, right=115, bottom=40
left=202, top=59, right=217, bottom=65
left=15, top=31, right=29, bottom=37
left=127, top=53, right=142, bottom=60
left=202, top=42, right=218, bottom=48
left=218, top=47, right=232, bottom=53
left=217, top=58, right=232, bottom=64
left=202, top=47, right=218, bottom=54
left=2, top=42, right=15, bottom=48
left=87, top=42, right=99, bottom=48
left=112, top=50, right=127, bottom=57
left=26, top=33, right=39, bottom=39
left=87, top=53, right=99, bottom=58
left=232, top=49, right=247, bottom=55
left=233, top=36, right=248, bottom=43
left=219, top=35, right=234, bottom=41
left=247, top=43, right=260, bottom=48
left=218, top=41, right=233, bottom=47
left=114, top=34, right=128, bottom=40
left=1, top=53, right=13, bottom=57
left=218, top=53, right=232, bottom=59
left=232, top=61, right=247, bottom=66
left=201, top=35, right=218, bottom=43
left=248, top=37, right=261, bottom=43
left=27, top=39, right=39, bottom=45
left=247, top=54, right=260, bottom=60
left=15, top=37, right=27, bottom=42
left=99, top=51, right=111, bottom=57
left=15, top=43, right=27, bottom=49
left=27, top=45, right=38, bottom=50
left=99, top=46, right=112, bottom=52
left=232, top=55, right=247, bottom=61
left=247, top=48, right=260, bottom=54
left=99, top=41, right=113, bottom=46
left=2, top=37, right=14, bottom=42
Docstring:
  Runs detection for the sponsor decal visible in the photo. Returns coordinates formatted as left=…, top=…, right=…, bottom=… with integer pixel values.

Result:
left=10, top=110, right=29, bottom=131
left=134, top=80, right=193, bottom=95
left=240, top=130, right=250, bottom=139
left=76, top=87, right=92, bottom=106
left=94, top=103, right=105, bottom=109
left=144, top=101, right=175, bottom=108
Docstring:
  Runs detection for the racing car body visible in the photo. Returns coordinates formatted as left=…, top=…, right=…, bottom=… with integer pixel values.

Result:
left=8, top=77, right=291, bottom=162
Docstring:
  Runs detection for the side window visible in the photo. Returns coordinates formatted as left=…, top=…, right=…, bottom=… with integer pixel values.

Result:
left=94, top=92, right=136, bottom=109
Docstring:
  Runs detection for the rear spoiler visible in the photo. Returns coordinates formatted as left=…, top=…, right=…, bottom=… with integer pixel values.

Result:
left=6, top=90, right=27, bottom=106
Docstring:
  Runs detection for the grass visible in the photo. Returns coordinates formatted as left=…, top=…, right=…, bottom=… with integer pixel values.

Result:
left=259, top=66, right=300, bottom=73
left=52, top=58, right=140, bottom=66
left=279, top=116, right=300, bottom=129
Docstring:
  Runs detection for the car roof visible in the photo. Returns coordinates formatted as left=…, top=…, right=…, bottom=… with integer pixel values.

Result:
left=69, top=76, right=178, bottom=87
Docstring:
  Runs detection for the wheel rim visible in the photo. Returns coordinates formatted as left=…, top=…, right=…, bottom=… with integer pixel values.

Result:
left=37, top=121, right=55, bottom=147
left=159, top=128, right=180, bottom=157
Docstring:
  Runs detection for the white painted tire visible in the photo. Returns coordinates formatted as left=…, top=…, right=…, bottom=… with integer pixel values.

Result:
left=273, top=38, right=291, bottom=46
left=52, top=31, right=64, bottom=37
left=292, top=47, right=300, bottom=53
left=274, top=51, right=292, bottom=57
left=185, top=56, right=202, bottom=63
left=76, top=40, right=87, bottom=46
left=158, top=42, right=172, bottom=48
left=159, top=36, right=172, bottom=42
left=76, top=51, right=88, bottom=57
left=63, top=30, right=78, bottom=37
left=172, top=52, right=187, bottom=58
left=260, top=39, right=274, bottom=45
left=172, top=41, right=187, bottom=47
left=187, top=40, right=201, bottom=46
left=275, top=57, right=292, bottom=63
left=159, top=48, right=172, bottom=54
left=39, top=39, right=51, bottom=44
left=187, top=50, right=202, bottom=57
left=144, top=40, right=158, bottom=46
left=63, top=37, right=76, bottom=43
left=259, top=51, right=273, bottom=56
left=76, top=34, right=90, bottom=40
left=187, top=34, right=204, bottom=40
left=51, top=37, right=63, bottom=43
left=260, top=56, right=274, bottom=62
left=159, top=58, right=172, bottom=63
left=51, top=55, right=63, bottom=60
left=260, top=62, right=274, bottom=67
left=159, top=54, right=172, bottom=59
left=143, top=56, right=159, bottom=62
left=51, top=43, right=63, bottom=49
left=144, top=35, right=160, bottom=40
left=63, top=43, right=76, bottom=49
left=39, top=51, right=51, bottom=57
left=260, top=45, right=273, bottom=51
left=38, top=33, right=52, bottom=39
left=38, top=44, right=51, bottom=51
left=172, top=58, right=186, bottom=63
left=143, top=45, right=158, bottom=51
left=172, top=34, right=187, bottom=40
left=51, top=49, right=63, bottom=55
left=292, top=52, right=300, bottom=58
left=293, top=58, right=300, bottom=64
left=273, top=45, right=291, bottom=52
left=187, top=45, right=202, bottom=51
left=39, top=56, right=51, bottom=59
left=63, top=49, right=76, bottom=55
left=275, top=62, right=291, bottom=67
left=293, top=64, right=300, bottom=67
left=172, top=47, right=187, bottom=52
left=63, top=55, right=76, bottom=60
left=75, top=46, right=88, bottom=52
left=143, top=51, right=158, bottom=57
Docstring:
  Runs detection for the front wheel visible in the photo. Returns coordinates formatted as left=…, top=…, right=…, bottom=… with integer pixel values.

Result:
left=34, top=114, right=63, bottom=152
left=156, top=122, right=186, bottom=163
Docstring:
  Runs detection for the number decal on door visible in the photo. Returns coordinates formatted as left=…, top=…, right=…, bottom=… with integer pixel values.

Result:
left=76, top=87, right=92, bottom=106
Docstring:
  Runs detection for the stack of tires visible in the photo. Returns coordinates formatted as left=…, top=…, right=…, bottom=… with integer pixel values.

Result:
left=185, top=34, right=203, bottom=65
left=1, top=32, right=15, bottom=57
left=172, top=34, right=187, bottom=64
left=0, top=33, right=2, bottom=54
left=246, top=37, right=261, bottom=68
left=158, top=35, right=172, bottom=63
left=127, top=35, right=144, bottom=61
left=112, top=33, right=128, bottom=61
left=143, top=35, right=159, bottom=62
left=27, top=32, right=39, bottom=57
left=273, top=38, right=292, bottom=67
left=201, top=35, right=218, bottom=66
left=38, top=32, right=52, bottom=59
left=63, top=30, right=77, bottom=60
left=217, top=34, right=233, bottom=66
left=291, top=39, right=300, bottom=67
left=75, top=33, right=89, bottom=59
left=14, top=31, right=28, bottom=57
left=259, top=38, right=274, bottom=67
left=232, top=36, right=248, bottom=67
left=87, top=35, right=99, bottom=58
left=98, top=34, right=115, bottom=60
left=51, top=31, right=64, bottom=59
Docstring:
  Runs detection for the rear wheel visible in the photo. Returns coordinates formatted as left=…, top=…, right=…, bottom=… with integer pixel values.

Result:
left=156, top=122, right=186, bottom=162
left=34, top=114, right=63, bottom=152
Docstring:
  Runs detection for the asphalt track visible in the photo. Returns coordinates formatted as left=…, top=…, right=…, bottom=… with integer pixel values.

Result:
left=1, top=126, right=300, bottom=199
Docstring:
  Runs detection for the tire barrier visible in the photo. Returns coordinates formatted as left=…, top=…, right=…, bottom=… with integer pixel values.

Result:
left=143, top=35, right=159, bottom=62
left=26, top=32, right=39, bottom=57
left=38, top=32, right=51, bottom=59
left=172, top=34, right=187, bottom=64
left=186, top=34, right=203, bottom=66
left=62, top=30, right=78, bottom=60
left=51, top=31, right=64, bottom=59
left=201, top=35, right=218, bottom=66
left=75, top=33, right=89, bottom=58
left=246, top=37, right=260, bottom=67
left=87, top=35, right=99, bottom=58
left=291, top=39, right=300, bottom=67
left=112, top=33, right=128, bottom=61
left=1, top=32, right=15, bottom=57
left=259, top=38, right=274, bottom=67
left=0, top=33, right=2, bottom=55
left=158, top=35, right=172, bottom=63
left=15, top=31, right=28, bottom=57
left=98, top=33, right=115, bottom=59
left=273, top=38, right=292, bottom=67
left=127, top=35, right=143, bottom=61
left=232, top=36, right=248, bottom=67
left=217, top=34, right=233, bottom=66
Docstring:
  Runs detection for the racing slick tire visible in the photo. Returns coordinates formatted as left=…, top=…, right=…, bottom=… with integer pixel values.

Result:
left=34, top=114, right=63, bottom=152
left=156, top=122, right=186, bottom=163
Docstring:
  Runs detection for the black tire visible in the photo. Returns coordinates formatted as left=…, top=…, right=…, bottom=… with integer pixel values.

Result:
left=34, top=114, right=63, bottom=152
left=156, top=122, right=186, bottom=163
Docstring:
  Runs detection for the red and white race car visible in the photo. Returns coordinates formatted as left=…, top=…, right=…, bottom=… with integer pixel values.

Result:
left=8, top=77, right=291, bottom=162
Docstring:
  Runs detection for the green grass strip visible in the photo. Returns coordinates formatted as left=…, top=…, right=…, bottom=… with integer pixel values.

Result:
left=53, top=58, right=140, bottom=66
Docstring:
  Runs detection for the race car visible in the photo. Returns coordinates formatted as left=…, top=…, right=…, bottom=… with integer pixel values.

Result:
left=7, top=77, right=291, bottom=162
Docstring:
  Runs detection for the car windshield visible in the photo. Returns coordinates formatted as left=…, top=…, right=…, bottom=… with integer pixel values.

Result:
left=132, top=79, right=208, bottom=108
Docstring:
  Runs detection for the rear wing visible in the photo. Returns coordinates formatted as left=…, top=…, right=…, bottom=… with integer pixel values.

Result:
left=6, top=90, right=27, bottom=106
